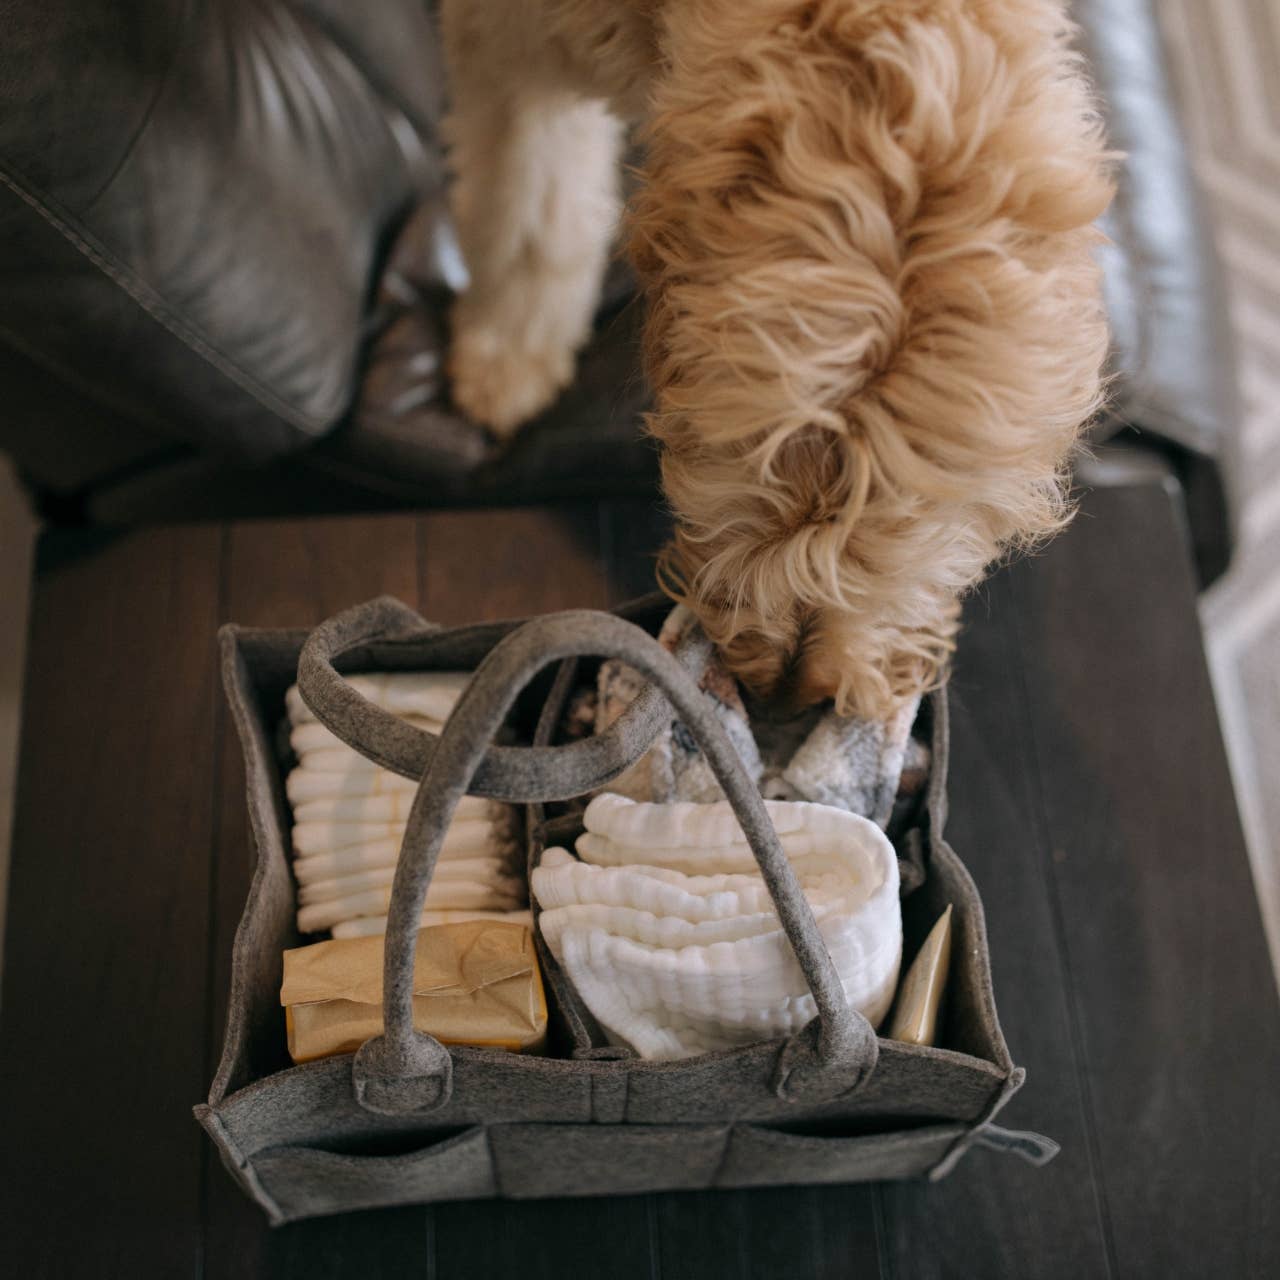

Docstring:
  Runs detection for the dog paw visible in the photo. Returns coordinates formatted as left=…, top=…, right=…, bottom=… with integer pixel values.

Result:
left=448, top=326, right=575, bottom=439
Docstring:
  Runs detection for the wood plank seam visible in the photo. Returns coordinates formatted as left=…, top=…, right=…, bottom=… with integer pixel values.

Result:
left=1005, top=568, right=1121, bottom=1280
left=872, top=1182, right=895, bottom=1280
left=644, top=1194, right=663, bottom=1280
left=199, top=523, right=233, bottom=1277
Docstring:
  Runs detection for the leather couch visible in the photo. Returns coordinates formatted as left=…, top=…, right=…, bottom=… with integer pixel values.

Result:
left=0, top=1, right=1240, bottom=583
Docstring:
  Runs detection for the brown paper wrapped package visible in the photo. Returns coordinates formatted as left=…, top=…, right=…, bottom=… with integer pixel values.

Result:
left=281, top=921, right=547, bottom=1062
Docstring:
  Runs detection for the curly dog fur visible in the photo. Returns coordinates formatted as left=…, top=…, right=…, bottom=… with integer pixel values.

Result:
left=442, top=0, right=1113, bottom=716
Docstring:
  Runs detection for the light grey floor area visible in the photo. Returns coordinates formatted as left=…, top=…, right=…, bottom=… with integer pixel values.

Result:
left=0, top=458, right=37, bottom=979
left=1162, top=0, right=1280, bottom=976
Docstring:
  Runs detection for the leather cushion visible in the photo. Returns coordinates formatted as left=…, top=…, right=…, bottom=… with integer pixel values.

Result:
left=0, top=0, right=442, bottom=464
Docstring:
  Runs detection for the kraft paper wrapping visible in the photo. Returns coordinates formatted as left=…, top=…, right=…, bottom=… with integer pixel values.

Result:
left=281, top=921, right=547, bottom=1063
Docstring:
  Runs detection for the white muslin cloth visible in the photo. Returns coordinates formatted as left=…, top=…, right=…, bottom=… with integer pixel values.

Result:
left=532, top=793, right=901, bottom=1060
left=283, top=673, right=525, bottom=937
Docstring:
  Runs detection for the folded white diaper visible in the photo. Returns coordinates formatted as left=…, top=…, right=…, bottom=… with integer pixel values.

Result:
left=331, top=908, right=534, bottom=940
left=285, top=671, right=471, bottom=728
left=290, top=832, right=511, bottom=885
left=532, top=793, right=901, bottom=1060
left=291, top=792, right=500, bottom=824
left=283, top=672, right=525, bottom=937
left=297, top=855, right=522, bottom=906
left=288, top=716, right=445, bottom=757
left=285, top=767, right=421, bottom=804
left=296, top=865, right=527, bottom=933
left=292, top=814, right=508, bottom=859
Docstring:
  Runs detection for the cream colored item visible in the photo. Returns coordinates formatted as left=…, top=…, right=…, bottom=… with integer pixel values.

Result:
left=886, top=904, right=952, bottom=1047
left=284, top=674, right=526, bottom=938
left=292, top=791, right=500, bottom=824
left=292, top=844, right=506, bottom=887
left=532, top=794, right=901, bottom=1060
left=332, top=908, right=534, bottom=940
left=576, top=792, right=880, bottom=873
left=292, top=826, right=514, bottom=885
left=285, top=766, right=420, bottom=805
left=297, top=873, right=526, bottom=934
left=293, top=814, right=509, bottom=858
left=298, top=856, right=521, bottom=904
left=286, top=671, right=472, bottom=728
left=293, top=746, right=393, bottom=773
left=289, top=715, right=443, bottom=757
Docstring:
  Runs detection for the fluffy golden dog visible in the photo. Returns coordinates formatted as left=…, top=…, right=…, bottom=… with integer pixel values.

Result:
left=441, top=0, right=1113, bottom=717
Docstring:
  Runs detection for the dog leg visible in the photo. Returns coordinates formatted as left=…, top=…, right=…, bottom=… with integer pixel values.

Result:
left=443, top=78, right=623, bottom=437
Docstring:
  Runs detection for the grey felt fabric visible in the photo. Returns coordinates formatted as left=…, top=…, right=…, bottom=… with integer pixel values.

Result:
left=296, top=595, right=712, bottom=802
left=357, top=610, right=881, bottom=1112
left=197, top=594, right=1052, bottom=1224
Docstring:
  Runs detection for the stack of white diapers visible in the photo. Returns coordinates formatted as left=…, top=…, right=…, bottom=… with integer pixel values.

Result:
left=284, top=673, right=529, bottom=938
left=532, top=792, right=902, bottom=1060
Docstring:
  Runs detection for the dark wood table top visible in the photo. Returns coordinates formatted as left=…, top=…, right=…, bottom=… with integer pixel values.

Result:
left=2, top=473, right=1277, bottom=1278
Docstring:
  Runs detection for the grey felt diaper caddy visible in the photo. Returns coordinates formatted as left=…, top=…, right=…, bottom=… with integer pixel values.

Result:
left=196, top=594, right=1058, bottom=1225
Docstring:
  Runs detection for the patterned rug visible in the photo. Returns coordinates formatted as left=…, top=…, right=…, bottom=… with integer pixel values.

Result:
left=1161, top=0, right=1280, bottom=975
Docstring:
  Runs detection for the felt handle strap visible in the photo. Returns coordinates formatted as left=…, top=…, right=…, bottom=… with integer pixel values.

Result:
left=296, top=594, right=707, bottom=802
left=351, top=610, right=879, bottom=1116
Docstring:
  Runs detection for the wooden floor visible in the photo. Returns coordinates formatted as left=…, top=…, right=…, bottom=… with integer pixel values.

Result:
left=1, top=477, right=1277, bottom=1277
left=0, top=458, right=36, bottom=969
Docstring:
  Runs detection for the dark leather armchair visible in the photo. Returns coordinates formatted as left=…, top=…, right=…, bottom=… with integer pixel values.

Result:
left=0, top=0, right=1240, bottom=582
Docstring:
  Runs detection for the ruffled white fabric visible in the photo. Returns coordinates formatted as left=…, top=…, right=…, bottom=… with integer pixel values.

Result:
left=532, top=793, right=901, bottom=1060
left=283, top=674, right=524, bottom=936
left=575, top=791, right=882, bottom=873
